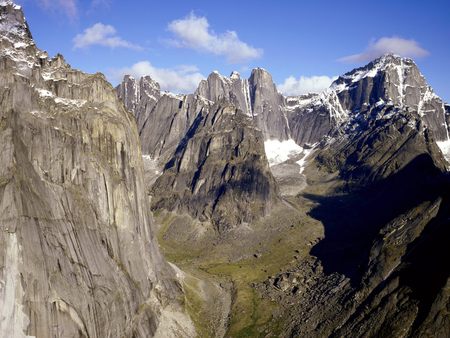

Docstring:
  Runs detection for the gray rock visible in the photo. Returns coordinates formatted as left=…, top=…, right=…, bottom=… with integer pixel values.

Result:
left=0, top=2, right=194, bottom=337
left=151, top=103, right=280, bottom=232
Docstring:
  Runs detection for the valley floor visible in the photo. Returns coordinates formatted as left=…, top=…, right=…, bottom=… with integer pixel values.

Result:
left=152, top=161, right=333, bottom=337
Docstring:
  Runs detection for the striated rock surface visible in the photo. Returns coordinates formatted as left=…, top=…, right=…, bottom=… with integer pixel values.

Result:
left=249, top=67, right=291, bottom=140
left=117, top=76, right=209, bottom=163
left=151, top=103, right=280, bottom=232
left=0, top=2, right=193, bottom=337
left=196, top=68, right=290, bottom=141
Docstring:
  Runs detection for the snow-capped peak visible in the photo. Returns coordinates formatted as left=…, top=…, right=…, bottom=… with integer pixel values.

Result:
left=0, top=0, right=31, bottom=40
left=0, top=0, right=21, bottom=9
left=230, top=71, right=240, bottom=80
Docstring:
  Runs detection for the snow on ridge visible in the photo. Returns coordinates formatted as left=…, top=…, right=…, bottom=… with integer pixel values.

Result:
left=335, top=53, right=414, bottom=93
left=0, top=0, right=21, bottom=9
left=162, top=91, right=184, bottom=100
left=296, top=143, right=318, bottom=174
left=36, top=88, right=87, bottom=107
left=264, top=139, right=303, bottom=166
left=285, top=94, right=318, bottom=110
left=437, top=139, right=450, bottom=166
left=230, top=71, right=240, bottom=80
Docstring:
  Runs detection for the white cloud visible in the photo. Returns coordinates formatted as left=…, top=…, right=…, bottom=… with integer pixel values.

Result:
left=339, top=36, right=429, bottom=63
left=278, top=75, right=337, bottom=96
left=73, top=23, right=142, bottom=50
left=39, top=0, right=78, bottom=19
left=110, top=61, right=205, bottom=93
left=167, top=12, right=262, bottom=63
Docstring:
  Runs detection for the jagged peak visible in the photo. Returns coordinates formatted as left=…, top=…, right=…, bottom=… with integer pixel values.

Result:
left=337, top=53, right=417, bottom=84
left=0, top=0, right=21, bottom=9
left=123, top=74, right=136, bottom=82
left=0, top=0, right=32, bottom=40
left=249, top=67, right=274, bottom=85
left=121, top=74, right=160, bottom=90
left=141, top=75, right=160, bottom=91
left=251, top=67, right=269, bottom=73
left=230, top=71, right=240, bottom=80
left=373, top=52, right=414, bottom=64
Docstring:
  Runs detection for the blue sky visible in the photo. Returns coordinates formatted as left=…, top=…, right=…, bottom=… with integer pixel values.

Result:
left=15, top=0, right=450, bottom=101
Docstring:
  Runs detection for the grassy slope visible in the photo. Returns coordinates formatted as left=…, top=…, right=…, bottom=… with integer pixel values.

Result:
left=155, top=198, right=323, bottom=337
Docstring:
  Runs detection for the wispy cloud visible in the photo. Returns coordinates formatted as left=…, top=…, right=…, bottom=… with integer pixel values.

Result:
left=39, top=0, right=78, bottom=20
left=167, top=12, right=263, bottom=63
left=90, top=0, right=110, bottom=8
left=73, top=23, right=142, bottom=50
left=339, top=36, right=429, bottom=63
left=109, top=61, right=205, bottom=93
left=278, top=75, right=337, bottom=96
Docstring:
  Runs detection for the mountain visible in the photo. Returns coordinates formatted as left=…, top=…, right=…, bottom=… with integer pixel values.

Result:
left=116, top=76, right=210, bottom=163
left=151, top=102, right=279, bottom=233
left=0, top=2, right=194, bottom=337
left=118, top=73, right=281, bottom=232
left=255, top=56, right=450, bottom=337
left=117, top=49, right=450, bottom=336
left=288, top=54, right=450, bottom=150
left=4, top=0, right=447, bottom=335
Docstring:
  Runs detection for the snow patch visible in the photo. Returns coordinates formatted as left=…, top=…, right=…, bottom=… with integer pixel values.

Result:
left=437, top=139, right=450, bottom=165
left=296, top=143, right=318, bottom=174
left=264, top=139, right=303, bottom=166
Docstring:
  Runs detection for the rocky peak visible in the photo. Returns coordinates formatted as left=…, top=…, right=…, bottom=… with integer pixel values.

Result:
left=196, top=70, right=253, bottom=116
left=230, top=70, right=241, bottom=80
left=248, top=67, right=290, bottom=140
left=249, top=67, right=276, bottom=90
left=0, top=0, right=32, bottom=40
left=331, top=53, right=430, bottom=111
left=0, top=4, right=195, bottom=335
left=116, top=74, right=161, bottom=123
left=151, top=102, right=280, bottom=232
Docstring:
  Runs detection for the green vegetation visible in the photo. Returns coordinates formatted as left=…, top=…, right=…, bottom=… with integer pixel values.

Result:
left=155, top=200, right=323, bottom=337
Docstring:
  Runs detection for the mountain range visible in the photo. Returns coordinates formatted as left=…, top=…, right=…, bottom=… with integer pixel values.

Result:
left=1, top=1, right=449, bottom=337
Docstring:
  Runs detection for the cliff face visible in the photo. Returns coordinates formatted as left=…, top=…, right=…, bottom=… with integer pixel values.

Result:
left=0, top=2, right=193, bottom=337
left=151, top=103, right=279, bottom=233
left=196, top=69, right=290, bottom=141
left=118, top=73, right=281, bottom=231
left=117, top=77, right=209, bottom=163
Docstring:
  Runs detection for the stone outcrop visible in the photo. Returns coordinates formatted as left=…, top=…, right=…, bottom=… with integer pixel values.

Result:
left=117, top=77, right=209, bottom=163
left=0, top=2, right=193, bottom=337
left=151, top=103, right=279, bottom=232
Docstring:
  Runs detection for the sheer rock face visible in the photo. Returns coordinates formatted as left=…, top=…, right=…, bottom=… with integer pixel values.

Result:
left=151, top=104, right=279, bottom=232
left=196, top=69, right=290, bottom=141
left=0, top=2, right=193, bottom=337
left=116, top=75, right=160, bottom=133
left=117, top=77, right=209, bottom=163
left=196, top=71, right=253, bottom=117
left=117, top=74, right=281, bottom=230
left=248, top=68, right=290, bottom=140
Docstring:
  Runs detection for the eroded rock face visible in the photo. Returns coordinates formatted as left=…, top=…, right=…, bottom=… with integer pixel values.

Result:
left=0, top=2, right=193, bottom=337
left=117, top=77, right=209, bottom=163
left=196, top=68, right=290, bottom=141
left=151, top=104, right=279, bottom=232
left=117, top=73, right=282, bottom=230
left=249, top=68, right=290, bottom=140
